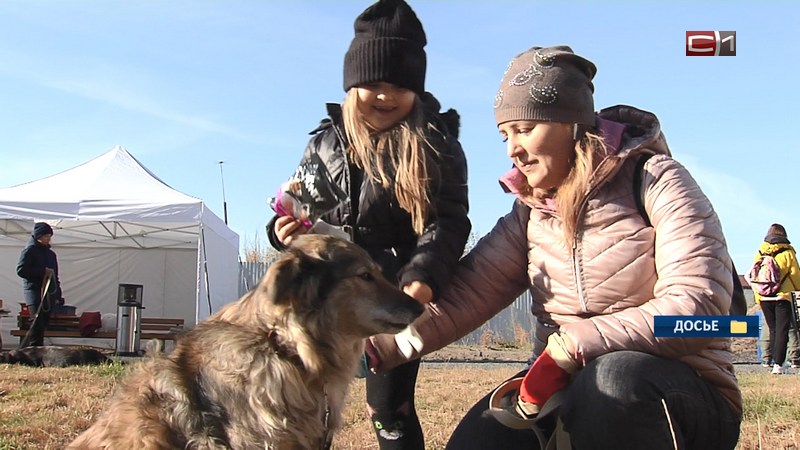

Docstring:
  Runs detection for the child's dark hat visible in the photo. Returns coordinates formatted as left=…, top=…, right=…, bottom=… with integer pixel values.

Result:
left=343, top=0, right=427, bottom=95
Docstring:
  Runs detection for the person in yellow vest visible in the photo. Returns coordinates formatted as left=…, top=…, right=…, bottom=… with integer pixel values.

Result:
left=752, top=223, right=800, bottom=375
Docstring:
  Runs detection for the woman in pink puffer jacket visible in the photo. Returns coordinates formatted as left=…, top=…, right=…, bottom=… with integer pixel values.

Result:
left=368, top=45, right=741, bottom=450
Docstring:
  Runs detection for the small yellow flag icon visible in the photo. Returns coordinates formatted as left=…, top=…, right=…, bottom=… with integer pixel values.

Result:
left=730, top=320, right=747, bottom=334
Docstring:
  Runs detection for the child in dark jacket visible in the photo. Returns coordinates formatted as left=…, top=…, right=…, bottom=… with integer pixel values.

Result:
left=266, top=2, right=470, bottom=448
left=16, top=222, right=63, bottom=347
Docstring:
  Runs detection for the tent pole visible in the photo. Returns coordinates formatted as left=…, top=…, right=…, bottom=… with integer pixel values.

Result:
left=200, top=227, right=213, bottom=316
left=218, top=161, right=228, bottom=225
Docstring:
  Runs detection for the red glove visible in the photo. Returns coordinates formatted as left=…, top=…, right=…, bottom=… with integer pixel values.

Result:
left=517, top=333, right=579, bottom=417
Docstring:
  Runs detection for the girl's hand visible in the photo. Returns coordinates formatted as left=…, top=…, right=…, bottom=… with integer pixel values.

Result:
left=403, top=281, right=433, bottom=304
left=275, top=216, right=310, bottom=246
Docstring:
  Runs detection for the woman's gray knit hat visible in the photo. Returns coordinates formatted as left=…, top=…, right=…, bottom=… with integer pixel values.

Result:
left=494, top=45, right=597, bottom=127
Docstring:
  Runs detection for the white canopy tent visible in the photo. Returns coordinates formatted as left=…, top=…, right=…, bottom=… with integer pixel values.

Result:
left=0, top=146, right=240, bottom=348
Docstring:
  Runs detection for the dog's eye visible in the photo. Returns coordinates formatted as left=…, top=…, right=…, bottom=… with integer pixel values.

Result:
left=358, top=272, right=374, bottom=282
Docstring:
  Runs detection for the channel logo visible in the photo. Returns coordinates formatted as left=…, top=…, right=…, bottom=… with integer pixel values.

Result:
left=654, top=315, right=758, bottom=337
left=686, top=31, right=736, bottom=56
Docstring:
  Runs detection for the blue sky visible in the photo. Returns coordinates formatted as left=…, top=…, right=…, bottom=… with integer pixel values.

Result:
left=1, top=1, right=798, bottom=274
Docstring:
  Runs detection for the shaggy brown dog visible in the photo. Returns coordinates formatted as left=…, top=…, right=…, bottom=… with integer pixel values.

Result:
left=0, top=346, right=112, bottom=367
left=67, top=235, right=424, bottom=450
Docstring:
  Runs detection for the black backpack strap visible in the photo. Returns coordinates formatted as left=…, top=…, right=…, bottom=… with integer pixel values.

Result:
left=768, top=248, right=787, bottom=258
left=632, top=153, right=656, bottom=227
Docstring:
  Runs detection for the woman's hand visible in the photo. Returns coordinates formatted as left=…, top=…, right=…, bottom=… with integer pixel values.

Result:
left=403, top=281, right=433, bottom=304
left=517, top=333, right=578, bottom=416
left=274, top=216, right=311, bottom=246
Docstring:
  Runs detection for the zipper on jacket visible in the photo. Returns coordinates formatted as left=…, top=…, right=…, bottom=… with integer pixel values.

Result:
left=570, top=155, right=640, bottom=313
left=329, top=117, right=358, bottom=242
left=572, top=185, right=601, bottom=313
left=572, top=225, right=588, bottom=313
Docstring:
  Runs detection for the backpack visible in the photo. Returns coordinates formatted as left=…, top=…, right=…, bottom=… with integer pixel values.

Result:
left=745, top=250, right=788, bottom=297
left=78, top=311, right=103, bottom=337
left=633, top=153, right=748, bottom=315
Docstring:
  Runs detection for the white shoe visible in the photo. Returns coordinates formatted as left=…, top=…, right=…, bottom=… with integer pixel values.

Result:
left=772, top=364, right=785, bottom=375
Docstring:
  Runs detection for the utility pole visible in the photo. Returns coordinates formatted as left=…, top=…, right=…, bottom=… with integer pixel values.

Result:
left=218, top=161, right=228, bottom=225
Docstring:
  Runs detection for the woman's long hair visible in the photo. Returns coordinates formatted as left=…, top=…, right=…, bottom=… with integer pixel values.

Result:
left=342, top=89, right=434, bottom=235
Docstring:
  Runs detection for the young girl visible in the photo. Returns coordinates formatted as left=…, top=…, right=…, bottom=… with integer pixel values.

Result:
left=368, top=45, right=742, bottom=449
left=266, top=1, right=470, bottom=448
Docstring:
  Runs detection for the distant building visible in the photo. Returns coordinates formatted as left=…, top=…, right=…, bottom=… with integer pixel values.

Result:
left=739, top=274, right=756, bottom=309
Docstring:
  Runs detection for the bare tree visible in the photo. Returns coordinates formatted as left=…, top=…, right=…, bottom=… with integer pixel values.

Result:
left=242, top=233, right=281, bottom=264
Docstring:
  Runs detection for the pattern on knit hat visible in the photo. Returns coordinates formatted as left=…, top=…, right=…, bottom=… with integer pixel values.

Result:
left=494, top=45, right=597, bottom=127
left=343, top=0, right=427, bottom=95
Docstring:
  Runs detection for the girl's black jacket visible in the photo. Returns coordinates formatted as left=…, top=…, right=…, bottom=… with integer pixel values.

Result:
left=268, top=93, right=470, bottom=300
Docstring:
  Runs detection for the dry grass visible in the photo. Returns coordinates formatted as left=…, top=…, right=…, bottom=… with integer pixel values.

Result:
left=738, top=372, right=800, bottom=449
left=0, top=360, right=798, bottom=449
left=337, top=366, right=520, bottom=449
left=0, top=363, right=123, bottom=450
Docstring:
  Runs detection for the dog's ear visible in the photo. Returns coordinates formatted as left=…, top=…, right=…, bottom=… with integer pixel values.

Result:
left=264, top=250, right=331, bottom=306
left=263, top=256, right=301, bottom=306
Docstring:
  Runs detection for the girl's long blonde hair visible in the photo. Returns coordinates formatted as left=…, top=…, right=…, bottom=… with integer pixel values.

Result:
left=342, top=89, right=434, bottom=235
left=525, top=130, right=608, bottom=247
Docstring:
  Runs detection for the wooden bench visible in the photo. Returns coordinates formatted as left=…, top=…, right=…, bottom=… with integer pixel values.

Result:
left=10, top=316, right=185, bottom=344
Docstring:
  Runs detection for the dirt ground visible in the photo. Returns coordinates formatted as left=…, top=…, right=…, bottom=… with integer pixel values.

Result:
left=425, top=337, right=759, bottom=364
left=425, top=344, right=533, bottom=363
